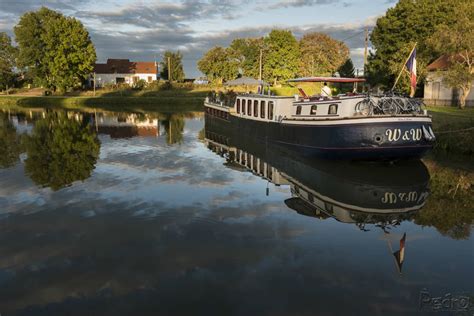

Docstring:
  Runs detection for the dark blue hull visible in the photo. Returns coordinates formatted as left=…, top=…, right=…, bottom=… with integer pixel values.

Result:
left=206, top=113, right=434, bottom=160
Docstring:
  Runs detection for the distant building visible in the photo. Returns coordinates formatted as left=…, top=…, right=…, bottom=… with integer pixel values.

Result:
left=424, top=54, right=474, bottom=106
left=91, top=59, right=159, bottom=87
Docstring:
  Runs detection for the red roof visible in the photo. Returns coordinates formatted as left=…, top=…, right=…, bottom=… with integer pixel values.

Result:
left=427, top=54, right=468, bottom=71
left=94, top=59, right=157, bottom=74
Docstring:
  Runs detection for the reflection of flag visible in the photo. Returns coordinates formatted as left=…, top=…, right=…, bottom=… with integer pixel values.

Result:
left=393, top=233, right=406, bottom=273
left=405, top=48, right=417, bottom=97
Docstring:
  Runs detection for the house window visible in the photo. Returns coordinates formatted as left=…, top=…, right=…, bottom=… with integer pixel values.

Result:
left=247, top=100, right=251, bottom=116
left=260, top=100, right=266, bottom=118
left=147, top=76, right=152, bottom=83
left=296, top=105, right=302, bottom=115
left=133, top=76, right=139, bottom=83
left=268, top=101, right=274, bottom=120
left=310, top=105, right=317, bottom=115
left=242, top=100, right=246, bottom=114
left=236, top=99, right=241, bottom=113
left=328, top=104, right=338, bottom=115
left=254, top=100, right=258, bottom=117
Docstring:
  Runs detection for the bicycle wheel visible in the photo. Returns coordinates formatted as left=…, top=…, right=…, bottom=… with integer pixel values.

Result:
left=381, top=98, right=398, bottom=115
left=355, top=99, right=373, bottom=116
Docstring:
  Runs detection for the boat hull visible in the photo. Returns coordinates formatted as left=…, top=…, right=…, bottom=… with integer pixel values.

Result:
left=206, top=113, right=434, bottom=160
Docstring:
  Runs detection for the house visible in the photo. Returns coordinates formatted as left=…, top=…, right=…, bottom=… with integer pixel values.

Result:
left=91, top=59, right=159, bottom=87
left=424, top=54, right=474, bottom=106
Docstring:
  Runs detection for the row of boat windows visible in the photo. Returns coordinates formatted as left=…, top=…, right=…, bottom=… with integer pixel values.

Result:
left=236, top=149, right=274, bottom=180
left=236, top=99, right=274, bottom=120
left=205, top=107, right=230, bottom=120
left=295, top=104, right=338, bottom=116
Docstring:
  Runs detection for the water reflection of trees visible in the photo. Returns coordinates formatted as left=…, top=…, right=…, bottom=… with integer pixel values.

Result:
left=161, top=114, right=185, bottom=145
left=0, top=112, right=22, bottom=168
left=414, top=160, right=474, bottom=239
left=23, top=112, right=100, bottom=191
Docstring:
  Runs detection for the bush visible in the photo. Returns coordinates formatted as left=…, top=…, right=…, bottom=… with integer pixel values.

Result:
left=160, top=81, right=173, bottom=91
left=133, top=79, right=147, bottom=90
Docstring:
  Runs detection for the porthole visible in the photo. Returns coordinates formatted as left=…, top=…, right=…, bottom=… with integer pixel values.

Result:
left=328, top=104, right=338, bottom=115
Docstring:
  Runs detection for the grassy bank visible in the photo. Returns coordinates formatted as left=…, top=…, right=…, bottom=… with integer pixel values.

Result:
left=0, top=95, right=204, bottom=113
left=427, top=106, right=474, bottom=156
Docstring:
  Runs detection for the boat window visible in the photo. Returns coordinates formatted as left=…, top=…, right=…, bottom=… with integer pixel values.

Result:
left=242, top=100, right=246, bottom=114
left=236, top=99, right=240, bottom=113
left=260, top=100, right=266, bottom=118
left=328, top=104, right=338, bottom=115
left=254, top=100, right=258, bottom=117
left=268, top=101, right=274, bottom=120
left=296, top=105, right=302, bottom=115
left=310, top=105, right=317, bottom=115
left=247, top=100, right=252, bottom=116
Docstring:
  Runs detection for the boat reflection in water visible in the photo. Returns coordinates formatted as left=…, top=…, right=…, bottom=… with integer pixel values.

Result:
left=204, top=115, right=431, bottom=230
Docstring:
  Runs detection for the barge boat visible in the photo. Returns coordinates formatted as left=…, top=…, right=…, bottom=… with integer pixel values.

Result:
left=204, top=77, right=435, bottom=160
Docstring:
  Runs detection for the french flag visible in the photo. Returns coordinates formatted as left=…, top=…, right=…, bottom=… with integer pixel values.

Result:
left=405, top=48, right=417, bottom=97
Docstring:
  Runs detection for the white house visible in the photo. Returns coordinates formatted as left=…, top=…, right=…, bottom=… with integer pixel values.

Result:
left=91, top=59, right=159, bottom=87
left=424, top=55, right=474, bottom=106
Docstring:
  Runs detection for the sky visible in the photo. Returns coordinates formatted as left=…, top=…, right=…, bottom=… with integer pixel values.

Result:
left=0, top=0, right=397, bottom=78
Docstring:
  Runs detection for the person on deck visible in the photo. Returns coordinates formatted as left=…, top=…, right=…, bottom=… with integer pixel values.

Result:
left=321, top=82, right=332, bottom=98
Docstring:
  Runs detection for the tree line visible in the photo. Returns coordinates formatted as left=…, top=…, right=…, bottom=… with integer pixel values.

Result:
left=198, top=30, right=354, bottom=85
left=0, top=7, right=186, bottom=93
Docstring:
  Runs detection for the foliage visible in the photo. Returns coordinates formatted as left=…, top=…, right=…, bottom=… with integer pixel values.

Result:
left=133, top=79, right=147, bottom=90
left=263, top=30, right=300, bottom=84
left=14, top=7, right=96, bottom=92
left=367, top=0, right=464, bottom=91
left=23, top=112, right=100, bottom=190
left=338, top=58, right=355, bottom=78
left=415, top=160, right=474, bottom=239
left=228, top=37, right=264, bottom=78
left=0, top=112, right=22, bottom=168
left=160, top=51, right=185, bottom=82
left=198, top=46, right=239, bottom=84
left=0, top=33, right=18, bottom=91
left=299, top=32, right=349, bottom=77
left=426, top=1, right=474, bottom=109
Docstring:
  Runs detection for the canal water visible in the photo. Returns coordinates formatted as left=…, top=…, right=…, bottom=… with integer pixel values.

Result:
left=0, top=109, right=473, bottom=315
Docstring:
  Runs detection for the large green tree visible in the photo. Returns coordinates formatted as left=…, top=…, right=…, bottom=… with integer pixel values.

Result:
left=23, top=112, right=100, bottom=191
left=338, top=58, right=355, bottom=78
left=427, top=1, right=474, bottom=109
left=14, top=7, right=96, bottom=92
left=228, top=37, right=264, bottom=79
left=0, top=32, right=18, bottom=91
left=367, top=0, right=465, bottom=91
left=198, top=46, right=239, bottom=84
left=299, top=32, right=349, bottom=77
left=160, top=51, right=185, bottom=82
left=263, top=30, right=300, bottom=84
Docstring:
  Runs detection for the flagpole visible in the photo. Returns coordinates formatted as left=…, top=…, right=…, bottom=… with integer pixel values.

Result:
left=384, top=232, right=403, bottom=275
left=391, top=43, right=417, bottom=91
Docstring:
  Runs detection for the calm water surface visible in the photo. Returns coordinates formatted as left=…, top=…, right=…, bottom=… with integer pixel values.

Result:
left=0, top=109, right=473, bottom=315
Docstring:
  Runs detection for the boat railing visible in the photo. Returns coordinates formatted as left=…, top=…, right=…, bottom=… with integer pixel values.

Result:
left=355, top=93, right=426, bottom=116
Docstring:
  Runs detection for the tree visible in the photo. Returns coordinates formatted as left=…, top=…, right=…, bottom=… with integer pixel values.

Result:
left=23, top=112, right=100, bottom=191
left=160, top=51, right=185, bottom=82
left=427, top=1, right=474, bottom=109
left=228, top=37, right=264, bottom=78
left=263, top=30, right=300, bottom=84
left=338, top=58, right=355, bottom=78
left=299, top=32, right=349, bottom=77
left=367, top=0, right=465, bottom=91
left=198, top=46, right=239, bottom=84
left=0, top=112, right=22, bottom=168
left=0, top=32, right=18, bottom=91
left=14, top=7, right=96, bottom=92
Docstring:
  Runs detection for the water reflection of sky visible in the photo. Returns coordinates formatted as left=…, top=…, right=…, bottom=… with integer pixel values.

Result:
left=0, top=112, right=473, bottom=315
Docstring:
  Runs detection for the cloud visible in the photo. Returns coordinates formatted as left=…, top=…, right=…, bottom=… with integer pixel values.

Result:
left=268, top=0, right=334, bottom=9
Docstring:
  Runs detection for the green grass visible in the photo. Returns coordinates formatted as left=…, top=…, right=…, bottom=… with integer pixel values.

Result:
left=427, top=106, right=474, bottom=156
left=0, top=95, right=204, bottom=113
